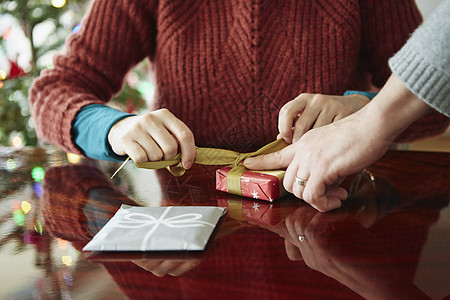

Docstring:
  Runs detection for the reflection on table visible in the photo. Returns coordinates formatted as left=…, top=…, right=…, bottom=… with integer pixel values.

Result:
left=0, top=147, right=449, bottom=299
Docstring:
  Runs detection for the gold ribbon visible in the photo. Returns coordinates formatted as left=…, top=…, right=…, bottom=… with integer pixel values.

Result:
left=135, top=139, right=288, bottom=195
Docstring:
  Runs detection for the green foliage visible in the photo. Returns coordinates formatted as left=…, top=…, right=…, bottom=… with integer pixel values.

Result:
left=0, top=0, right=148, bottom=146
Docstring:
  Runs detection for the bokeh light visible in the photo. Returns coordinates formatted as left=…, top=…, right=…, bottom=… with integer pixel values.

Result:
left=0, top=81, right=3, bottom=89
left=62, top=255, right=73, bottom=266
left=13, top=209, right=26, bottom=226
left=67, top=153, right=81, bottom=164
left=51, top=0, right=66, bottom=8
left=1, top=27, right=12, bottom=40
left=57, top=238, right=68, bottom=250
left=31, top=166, right=46, bottom=182
left=33, top=182, right=43, bottom=197
left=0, top=69, right=6, bottom=79
left=11, top=134, right=24, bottom=147
left=34, top=220, right=43, bottom=234
left=6, top=158, right=16, bottom=170
left=21, top=201, right=32, bottom=214
left=72, top=24, right=81, bottom=33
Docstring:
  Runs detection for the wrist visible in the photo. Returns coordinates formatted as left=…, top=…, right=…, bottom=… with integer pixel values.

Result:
left=367, top=74, right=433, bottom=139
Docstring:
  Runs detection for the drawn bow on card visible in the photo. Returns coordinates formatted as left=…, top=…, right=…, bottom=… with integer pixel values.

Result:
left=114, top=206, right=215, bottom=251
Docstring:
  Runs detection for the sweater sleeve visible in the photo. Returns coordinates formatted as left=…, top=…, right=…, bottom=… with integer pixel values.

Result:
left=360, top=0, right=449, bottom=142
left=389, top=0, right=450, bottom=118
left=29, top=0, right=157, bottom=155
left=72, top=104, right=132, bottom=161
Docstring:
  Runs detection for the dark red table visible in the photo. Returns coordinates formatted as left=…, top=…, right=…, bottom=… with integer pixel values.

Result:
left=0, top=147, right=449, bottom=299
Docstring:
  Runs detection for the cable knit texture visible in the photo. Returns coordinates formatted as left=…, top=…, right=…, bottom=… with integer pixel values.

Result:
left=29, top=0, right=447, bottom=154
left=389, top=0, right=450, bottom=118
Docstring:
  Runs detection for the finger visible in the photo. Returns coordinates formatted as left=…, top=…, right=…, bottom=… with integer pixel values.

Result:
left=292, top=105, right=321, bottom=143
left=303, top=175, right=342, bottom=212
left=150, top=261, right=182, bottom=277
left=244, top=144, right=295, bottom=170
left=283, top=159, right=302, bottom=193
left=132, top=259, right=163, bottom=273
left=124, top=141, right=154, bottom=162
left=163, top=118, right=196, bottom=169
left=284, top=239, right=303, bottom=261
left=133, top=135, right=165, bottom=162
left=146, top=123, right=179, bottom=160
left=326, top=187, right=348, bottom=201
left=278, top=97, right=307, bottom=143
left=292, top=174, right=307, bottom=200
left=313, top=109, right=335, bottom=129
left=290, top=161, right=310, bottom=199
left=168, top=260, right=201, bottom=276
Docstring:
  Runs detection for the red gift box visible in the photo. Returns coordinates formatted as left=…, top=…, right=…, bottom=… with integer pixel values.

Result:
left=217, top=195, right=299, bottom=225
left=216, top=167, right=288, bottom=202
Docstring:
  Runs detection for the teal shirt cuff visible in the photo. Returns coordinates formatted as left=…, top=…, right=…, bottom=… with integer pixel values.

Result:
left=344, top=90, right=378, bottom=100
left=71, top=104, right=134, bottom=161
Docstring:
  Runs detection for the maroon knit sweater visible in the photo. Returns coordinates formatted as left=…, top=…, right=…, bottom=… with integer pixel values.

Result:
left=29, top=0, right=449, bottom=154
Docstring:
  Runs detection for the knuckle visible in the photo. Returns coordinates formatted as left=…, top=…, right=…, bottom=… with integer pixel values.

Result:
left=150, top=151, right=164, bottom=161
left=161, top=141, right=179, bottom=159
left=156, top=108, right=171, bottom=116
left=178, top=129, right=193, bottom=142
left=133, top=153, right=148, bottom=163
left=311, top=94, right=326, bottom=105
left=141, top=113, right=157, bottom=126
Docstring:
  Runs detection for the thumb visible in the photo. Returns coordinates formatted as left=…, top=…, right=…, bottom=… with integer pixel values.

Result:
left=244, top=144, right=295, bottom=170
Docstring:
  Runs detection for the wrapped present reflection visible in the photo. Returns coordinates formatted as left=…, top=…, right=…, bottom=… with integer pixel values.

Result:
left=83, top=205, right=227, bottom=252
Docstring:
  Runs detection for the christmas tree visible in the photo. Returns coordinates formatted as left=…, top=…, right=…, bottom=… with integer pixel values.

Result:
left=0, top=0, right=149, bottom=147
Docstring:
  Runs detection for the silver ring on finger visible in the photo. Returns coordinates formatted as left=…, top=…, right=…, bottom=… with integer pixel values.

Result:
left=294, top=176, right=307, bottom=186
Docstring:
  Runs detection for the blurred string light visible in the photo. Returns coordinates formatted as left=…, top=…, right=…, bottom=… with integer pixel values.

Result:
left=10, top=133, right=24, bottom=147
left=6, top=158, right=16, bottom=170
left=57, top=238, right=68, bottom=250
left=51, top=0, right=66, bottom=8
left=31, top=166, right=45, bottom=182
left=21, top=200, right=31, bottom=214
left=34, top=220, right=43, bottom=234
left=72, top=24, right=81, bottom=33
left=13, top=209, right=26, bottom=226
left=2, top=27, right=12, bottom=39
left=66, top=153, right=81, bottom=164
left=62, top=255, right=73, bottom=266
left=33, top=182, right=43, bottom=197
left=63, top=270, right=73, bottom=286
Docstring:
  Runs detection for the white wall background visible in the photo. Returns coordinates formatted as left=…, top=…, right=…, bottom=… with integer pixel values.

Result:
left=416, top=0, right=442, bottom=18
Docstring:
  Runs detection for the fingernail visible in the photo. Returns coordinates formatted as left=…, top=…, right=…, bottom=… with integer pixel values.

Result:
left=243, top=158, right=252, bottom=166
left=184, top=161, right=193, bottom=169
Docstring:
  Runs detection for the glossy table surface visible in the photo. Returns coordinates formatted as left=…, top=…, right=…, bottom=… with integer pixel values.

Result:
left=0, top=147, right=449, bottom=299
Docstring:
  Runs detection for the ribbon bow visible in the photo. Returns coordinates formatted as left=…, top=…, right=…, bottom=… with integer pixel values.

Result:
left=135, top=139, right=288, bottom=195
left=115, top=207, right=215, bottom=251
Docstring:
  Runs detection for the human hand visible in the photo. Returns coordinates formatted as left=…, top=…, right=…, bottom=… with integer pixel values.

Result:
left=278, top=93, right=370, bottom=143
left=282, top=206, right=428, bottom=299
left=245, top=107, right=393, bottom=211
left=244, top=136, right=349, bottom=212
left=108, top=108, right=195, bottom=168
left=131, top=257, right=202, bottom=277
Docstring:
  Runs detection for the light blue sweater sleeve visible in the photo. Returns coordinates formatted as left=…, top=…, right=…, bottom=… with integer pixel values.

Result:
left=389, top=0, right=450, bottom=117
left=71, top=104, right=133, bottom=161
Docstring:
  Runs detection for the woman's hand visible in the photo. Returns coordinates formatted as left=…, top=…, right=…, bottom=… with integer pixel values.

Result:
left=132, top=258, right=202, bottom=277
left=108, top=108, right=195, bottom=168
left=278, top=93, right=370, bottom=143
